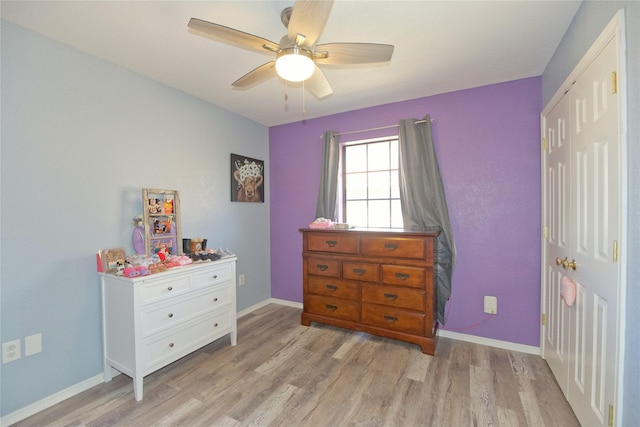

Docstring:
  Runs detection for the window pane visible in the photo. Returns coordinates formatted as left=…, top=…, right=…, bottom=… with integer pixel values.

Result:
left=345, top=145, right=367, bottom=173
left=346, top=201, right=367, bottom=227
left=367, top=142, right=390, bottom=171
left=390, top=170, right=400, bottom=198
left=368, top=171, right=390, bottom=199
left=390, top=139, right=399, bottom=169
left=345, top=173, right=368, bottom=200
left=391, top=199, right=403, bottom=228
left=368, top=200, right=390, bottom=228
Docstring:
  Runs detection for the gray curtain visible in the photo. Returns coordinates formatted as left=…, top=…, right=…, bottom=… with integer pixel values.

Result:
left=398, top=115, right=456, bottom=324
left=315, top=131, right=341, bottom=219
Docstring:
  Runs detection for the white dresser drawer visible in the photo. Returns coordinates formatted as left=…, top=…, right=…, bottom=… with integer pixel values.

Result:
left=141, top=286, right=231, bottom=337
left=194, top=263, right=232, bottom=289
left=141, top=275, right=192, bottom=304
left=142, top=309, right=231, bottom=371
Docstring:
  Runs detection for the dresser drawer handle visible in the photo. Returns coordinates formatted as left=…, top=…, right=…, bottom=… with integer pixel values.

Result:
left=214, top=322, right=219, bottom=327
left=384, top=315, right=398, bottom=323
left=212, top=274, right=218, bottom=279
left=353, top=268, right=367, bottom=275
left=325, top=240, right=338, bottom=247
left=326, top=304, right=338, bottom=311
left=317, top=264, right=329, bottom=271
left=213, top=297, right=218, bottom=302
left=384, top=293, right=398, bottom=301
left=394, top=273, right=410, bottom=281
left=169, top=342, right=175, bottom=348
left=384, top=243, right=398, bottom=251
left=168, top=313, right=174, bottom=318
left=167, top=286, right=173, bottom=291
left=326, top=284, right=338, bottom=291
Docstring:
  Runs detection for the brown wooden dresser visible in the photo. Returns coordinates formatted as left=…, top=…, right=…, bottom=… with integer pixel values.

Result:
left=300, top=228, right=439, bottom=355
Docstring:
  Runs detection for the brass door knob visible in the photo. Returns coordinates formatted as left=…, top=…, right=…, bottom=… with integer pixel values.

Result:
left=568, top=259, right=577, bottom=270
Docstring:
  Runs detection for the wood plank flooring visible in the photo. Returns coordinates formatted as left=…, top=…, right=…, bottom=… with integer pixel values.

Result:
left=13, top=304, right=580, bottom=427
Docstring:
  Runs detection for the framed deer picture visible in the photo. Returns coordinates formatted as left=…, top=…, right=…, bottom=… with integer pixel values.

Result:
left=231, top=153, right=264, bottom=203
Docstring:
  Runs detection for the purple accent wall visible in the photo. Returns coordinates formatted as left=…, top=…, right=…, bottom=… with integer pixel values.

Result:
left=269, top=77, right=542, bottom=346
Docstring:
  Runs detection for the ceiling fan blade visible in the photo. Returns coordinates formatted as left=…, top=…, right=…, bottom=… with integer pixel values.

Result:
left=287, top=0, right=333, bottom=48
left=232, top=62, right=277, bottom=88
left=305, top=65, right=333, bottom=99
left=188, top=18, right=279, bottom=53
left=314, top=43, right=394, bottom=65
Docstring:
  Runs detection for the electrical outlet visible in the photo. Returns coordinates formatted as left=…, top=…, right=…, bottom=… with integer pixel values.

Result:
left=238, top=274, right=245, bottom=286
left=3, top=339, right=21, bottom=363
left=25, top=333, right=42, bottom=356
left=484, top=296, right=498, bottom=314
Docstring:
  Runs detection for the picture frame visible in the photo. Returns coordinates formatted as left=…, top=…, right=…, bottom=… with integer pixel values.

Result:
left=99, top=247, right=127, bottom=274
left=231, top=153, right=264, bottom=203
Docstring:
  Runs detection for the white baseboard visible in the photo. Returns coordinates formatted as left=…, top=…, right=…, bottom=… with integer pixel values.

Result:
left=1, top=373, right=105, bottom=427
left=237, top=298, right=302, bottom=318
left=2, top=298, right=538, bottom=426
left=438, top=329, right=540, bottom=355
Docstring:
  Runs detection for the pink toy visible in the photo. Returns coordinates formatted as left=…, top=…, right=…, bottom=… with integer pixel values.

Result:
left=136, top=265, right=151, bottom=276
left=124, top=267, right=140, bottom=278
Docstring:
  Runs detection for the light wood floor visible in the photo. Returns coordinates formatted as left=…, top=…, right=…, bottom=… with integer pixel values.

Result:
left=13, top=304, right=580, bottom=427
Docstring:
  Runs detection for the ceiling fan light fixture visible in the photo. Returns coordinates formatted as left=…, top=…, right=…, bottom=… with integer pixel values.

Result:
left=275, top=46, right=314, bottom=82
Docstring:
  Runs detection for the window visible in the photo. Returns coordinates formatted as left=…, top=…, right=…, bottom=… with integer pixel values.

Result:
left=342, top=137, right=403, bottom=228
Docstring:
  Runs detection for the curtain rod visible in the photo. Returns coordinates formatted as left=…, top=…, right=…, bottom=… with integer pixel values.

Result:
left=323, top=118, right=433, bottom=138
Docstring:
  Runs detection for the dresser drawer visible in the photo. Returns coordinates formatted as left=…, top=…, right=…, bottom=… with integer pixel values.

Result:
left=306, top=295, right=359, bottom=321
left=143, top=309, right=231, bottom=371
left=361, top=304, right=426, bottom=335
left=342, top=262, right=379, bottom=282
left=381, top=265, right=428, bottom=289
left=360, top=236, right=427, bottom=260
left=141, top=275, right=192, bottom=304
left=194, top=264, right=232, bottom=289
left=307, top=233, right=358, bottom=254
left=307, top=258, right=341, bottom=277
left=308, top=277, right=359, bottom=300
left=141, top=287, right=231, bottom=336
left=361, top=284, right=425, bottom=311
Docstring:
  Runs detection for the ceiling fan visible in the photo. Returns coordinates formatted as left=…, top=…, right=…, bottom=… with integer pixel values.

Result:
left=187, top=0, right=394, bottom=99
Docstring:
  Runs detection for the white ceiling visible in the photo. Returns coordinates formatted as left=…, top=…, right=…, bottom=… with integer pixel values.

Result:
left=1, top=1, right=581, bottom=127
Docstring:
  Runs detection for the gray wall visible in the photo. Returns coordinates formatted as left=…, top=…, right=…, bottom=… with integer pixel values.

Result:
left=0, top=21, right=271, bottom=416
left=541, top=1, right=640, bottom=424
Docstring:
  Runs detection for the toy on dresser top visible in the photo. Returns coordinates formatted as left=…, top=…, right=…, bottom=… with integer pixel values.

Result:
left=117, top=253, right=194, bottom=277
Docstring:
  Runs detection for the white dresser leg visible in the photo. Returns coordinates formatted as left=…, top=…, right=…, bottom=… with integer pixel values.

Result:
left=134, top=376, right=143, bottom=401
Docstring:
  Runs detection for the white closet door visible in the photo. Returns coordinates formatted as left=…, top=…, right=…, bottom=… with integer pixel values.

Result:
left=567, top=36, right=620, bottom=427
left=541, top=12, right=624, bottom=427
left=543, top=94, right=572, bottom=395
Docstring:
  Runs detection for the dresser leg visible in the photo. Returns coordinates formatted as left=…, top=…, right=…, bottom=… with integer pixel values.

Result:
left=134, top=377, right=143, bottom=401
left=230, top=329, right=237, bottom=346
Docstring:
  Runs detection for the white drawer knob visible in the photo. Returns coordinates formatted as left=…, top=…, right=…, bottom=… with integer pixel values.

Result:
left=168, top=313, right=174, bottom=318
left=212, top=275, right=218, bottom=279
left=169, top=342, right=174, bottom=348
left=167, top=286, right=173, bottom=291
left=214, top=323, right=219, bottom=327
left=213, top=297, right=218, bottom=302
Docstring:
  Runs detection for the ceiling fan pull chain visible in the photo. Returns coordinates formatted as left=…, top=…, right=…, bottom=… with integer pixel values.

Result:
left=302, top=80, right=307, bottom=118
left=284, top=80, right=289, bottom=101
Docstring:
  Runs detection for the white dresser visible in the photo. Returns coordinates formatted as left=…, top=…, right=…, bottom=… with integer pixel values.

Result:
left=100, top=257, right=237, bottom=401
